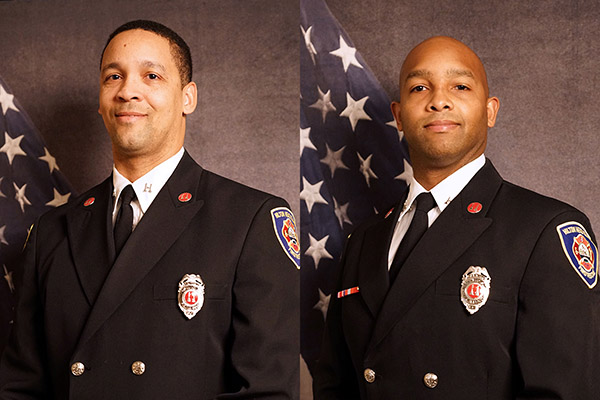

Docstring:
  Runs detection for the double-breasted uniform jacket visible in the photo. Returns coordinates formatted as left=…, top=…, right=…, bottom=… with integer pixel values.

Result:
left=0, top=152, right=300, bottom=399
left=314, top=160, right=600, bottom=399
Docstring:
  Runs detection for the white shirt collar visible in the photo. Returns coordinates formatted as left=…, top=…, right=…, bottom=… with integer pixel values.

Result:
left=402, top=154, right=486, bottom=214
left=112, top=147, right=185, bottom=215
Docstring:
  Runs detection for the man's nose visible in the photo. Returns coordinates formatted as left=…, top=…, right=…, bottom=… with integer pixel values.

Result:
left=427, top=88, right=453, bottom=111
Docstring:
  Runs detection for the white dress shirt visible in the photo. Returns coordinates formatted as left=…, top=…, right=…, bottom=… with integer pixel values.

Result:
left=112, top=147, right=185, bottom=231
left=387, top=154, right=486, bottom=269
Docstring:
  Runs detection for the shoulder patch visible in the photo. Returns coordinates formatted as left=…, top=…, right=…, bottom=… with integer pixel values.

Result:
left=271, top=207, right=300, bottom=269
left=556, top=221, right=598, bottom=289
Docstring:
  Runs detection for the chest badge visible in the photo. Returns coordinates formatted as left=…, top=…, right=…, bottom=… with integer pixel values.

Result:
left=178, top=274, right=205, bottom=319
left=460, top=266, right=491, bottom=314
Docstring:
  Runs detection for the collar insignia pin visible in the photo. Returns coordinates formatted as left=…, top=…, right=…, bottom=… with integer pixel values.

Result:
left=178, top=192, right=192, bottom=203
left=467, top=202, right=483, bottom=214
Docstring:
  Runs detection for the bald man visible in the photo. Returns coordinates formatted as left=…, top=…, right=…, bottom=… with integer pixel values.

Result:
left=313, top=36, right=599, bottom=399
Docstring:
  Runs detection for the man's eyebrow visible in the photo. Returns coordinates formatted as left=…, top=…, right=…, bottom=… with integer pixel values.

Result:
left=404, top=68, right=475, bottom=82
left=101, top=62, right=121, bottom=74
left=446, top=68, right=474, bottom=79
left=141, top=60, right=167, bottom=72
left=405, top=69, right=432, bottom=81
left=101, top=61, right=167, bottom=74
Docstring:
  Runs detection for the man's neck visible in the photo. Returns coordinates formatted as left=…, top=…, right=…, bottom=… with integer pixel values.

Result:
left=114, top=151, right=180, bottom=183
left=412, top=155, right=485, bottom=191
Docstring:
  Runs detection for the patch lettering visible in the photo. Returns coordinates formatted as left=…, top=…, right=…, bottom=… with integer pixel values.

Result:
left=271, top=207, right=300, bottom=269
left=557, top=221, right=598, bottom=289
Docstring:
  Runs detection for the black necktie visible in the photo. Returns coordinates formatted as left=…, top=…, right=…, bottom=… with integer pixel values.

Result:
left=389, top=192, right=436, bottom=284
left=114, top=185, right=136, bottom=256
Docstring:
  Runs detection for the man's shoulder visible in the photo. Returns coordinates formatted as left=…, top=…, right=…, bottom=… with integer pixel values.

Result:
left=38, top=178, right=111, bottom=221
left=498, top=179, right=583, bottom=218
left=200, top=169, right=287, bottom=207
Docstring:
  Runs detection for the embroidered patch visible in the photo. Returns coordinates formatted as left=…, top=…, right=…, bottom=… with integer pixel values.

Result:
left=556, top=221, right=598, bottom=289
left=271, top=207, right=300, bottom=269
left=337, top=286, right=359, bottom=298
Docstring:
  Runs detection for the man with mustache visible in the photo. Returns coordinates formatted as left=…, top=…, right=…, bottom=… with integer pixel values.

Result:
left=313, top=36, right=599, bottom=399
left=0, top=20, right=299, bottom=399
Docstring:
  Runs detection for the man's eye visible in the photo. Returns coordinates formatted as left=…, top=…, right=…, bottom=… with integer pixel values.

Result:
left=148, top=73, right=159, bottom=80
left=107, top=74, right=121, bottom=81
left=456, top=84, right=469, bottom=90
left=411, top=85, right=426, bottom=92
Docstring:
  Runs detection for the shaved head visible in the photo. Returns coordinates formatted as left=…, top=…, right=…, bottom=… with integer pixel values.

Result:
left=399, top=36, right=490, bottom=97
left=391, top=36, right=499, bottom=189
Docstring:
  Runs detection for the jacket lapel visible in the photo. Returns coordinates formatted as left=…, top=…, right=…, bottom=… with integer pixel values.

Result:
left=369, top=160, right=503, bottom=350
left=66, top=178, right=113, bottom=306
left=358, top=197, right=406, bottom=318
left=75, top=152, right=206, bottom=349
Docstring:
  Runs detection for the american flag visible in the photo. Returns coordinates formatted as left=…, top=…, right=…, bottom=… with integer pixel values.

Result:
left=0, top=76, right=75, bottom=355
left=300, top=0, right=411, bottom=373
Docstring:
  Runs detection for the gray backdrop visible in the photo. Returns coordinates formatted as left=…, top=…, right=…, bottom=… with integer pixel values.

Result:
left=327, top=0, right=599, bottom=231
left=2, top=1, right=599, bottom=398
left=0, top=0, right=298, bottom=212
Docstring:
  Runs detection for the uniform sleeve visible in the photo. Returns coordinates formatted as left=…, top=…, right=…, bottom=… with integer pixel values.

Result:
left=217, top=197, right=300, bottom=399
left=0, top=222, right=50, bottom=398
left=515, top=210, right=600, bottom=398
left=312, top=235, right=360, bottom=400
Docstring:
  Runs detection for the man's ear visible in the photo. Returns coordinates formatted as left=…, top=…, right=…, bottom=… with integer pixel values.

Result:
left=486, top=96, right=500, bottom=128
left=390, top=101, right=403, bottom=132
left=182, top=82, right=198, bottom=115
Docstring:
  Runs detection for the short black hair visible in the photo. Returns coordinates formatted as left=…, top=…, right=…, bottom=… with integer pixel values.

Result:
left=101, top=20, right=192, bottom=87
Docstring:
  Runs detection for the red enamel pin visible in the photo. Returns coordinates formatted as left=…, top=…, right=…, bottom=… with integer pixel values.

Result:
left=467, top=202, right=483, bottom=214
left=83, top=197, right=95, bottom=207
left=178, top=192, right=192, bottom=203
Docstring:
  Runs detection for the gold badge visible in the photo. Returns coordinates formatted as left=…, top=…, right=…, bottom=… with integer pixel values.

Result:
left=460, top=266, right=491, bottom=314
left=177, top=274, right=205, bottom=319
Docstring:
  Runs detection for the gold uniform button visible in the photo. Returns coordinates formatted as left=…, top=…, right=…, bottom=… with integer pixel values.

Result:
left=423, top=372, right=438, bottom=388
left=71, top=362, right=85, bottom=376
left=131, top=361, right=146, bottom=376
left=363, top=368, right=376, bottom=383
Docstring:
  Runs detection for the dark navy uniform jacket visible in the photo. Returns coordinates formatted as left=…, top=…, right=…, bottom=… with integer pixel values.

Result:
left=314, top=160, right=600, bottom=399
left=0, top=151, right=300, bottom=399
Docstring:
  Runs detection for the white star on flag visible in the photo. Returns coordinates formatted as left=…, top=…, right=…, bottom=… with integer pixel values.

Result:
left=313, top=288, right=331, bottom=320
left=386, top=120, right=404, bottom=141
left=309, top=86, right=337, bottom=123
left=305, top=233, right=334, bottom=269
left=333, top=197, right=352, bottom=228
left=0, top=132, right=27, bottom=165
left=13, top=182, right=32, bottom=213
left=340, top=93, right=371, bottom=131
left=357, top=152, right=378, bottom=187
left=320, top=144, right=349, bottom=177
left=300, top=176, right=328, bottom=213
left=300, top=127, right=317, bottom=155
left=0, top=226, right=8, bottom=245
left=301, top=25, right=318, bottom=64
left=0, top=85, right=19, bottom=115
left=395, top=159, right=413, bottom=184
left=329, top=35, right=363, bottom=72
left=39, top=148, right=59, bottom=173
left=45, top=188, right=71, bottom=207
